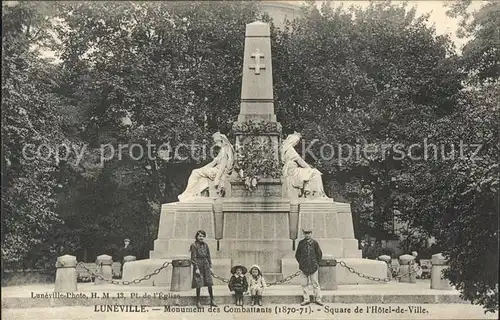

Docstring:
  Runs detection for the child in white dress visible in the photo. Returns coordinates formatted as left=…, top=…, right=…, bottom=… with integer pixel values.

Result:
left=248, top=265, right=267, bottom=306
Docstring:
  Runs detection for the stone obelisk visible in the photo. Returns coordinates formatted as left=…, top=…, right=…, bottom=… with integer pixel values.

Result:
left=231, top=21, right=282, bottom=197
left=238, top=21, right=276, bottom=122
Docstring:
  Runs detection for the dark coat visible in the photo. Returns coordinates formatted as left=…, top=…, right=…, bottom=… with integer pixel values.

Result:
left=117, top=244, right=135, bottom=262
left=228, top=275, right=248, bottom=293
left=295, top=238, right=323, bottom=275
left=190, top=241, right=213, bottom=288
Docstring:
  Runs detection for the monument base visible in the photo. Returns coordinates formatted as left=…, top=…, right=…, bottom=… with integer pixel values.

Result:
left=123, top=195, right=388, bottom=286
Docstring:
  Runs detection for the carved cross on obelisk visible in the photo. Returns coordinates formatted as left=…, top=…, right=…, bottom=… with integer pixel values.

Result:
left=249, top=49, right=265, bottom=75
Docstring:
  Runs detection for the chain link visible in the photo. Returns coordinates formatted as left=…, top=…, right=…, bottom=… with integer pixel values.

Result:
left=77, top=261, right=170, bottom=285
left=80, top=257, right=417, bottom=287
left=394, top=264, right=420, bottom=280
left=266, top=270, right=302, bottom=287
left=211, top=271, right=230, bottom=283
left=209, top=269, right=302, bottom=287
left=338, top=260, right=419, bottom=283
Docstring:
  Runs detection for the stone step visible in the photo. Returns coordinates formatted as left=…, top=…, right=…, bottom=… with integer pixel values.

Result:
left=262, top=272, right=283, bottom=283
left=2, top=282, right=467, bottom=308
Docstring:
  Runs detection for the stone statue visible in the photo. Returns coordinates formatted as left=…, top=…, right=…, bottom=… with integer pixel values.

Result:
left=178, top=132, right=235, bottom=201
left=281, top=132, right=327, bottom=198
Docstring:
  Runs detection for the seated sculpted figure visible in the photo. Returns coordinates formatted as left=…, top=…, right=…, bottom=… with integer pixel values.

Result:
left=178, top=132, right=235, bottom=201
left=281, top=132, right=327, bottom=198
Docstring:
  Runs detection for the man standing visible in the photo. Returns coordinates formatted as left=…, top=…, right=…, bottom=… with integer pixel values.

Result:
left=295, top=228, right=323, bottom=306
left=119, top=238, right=134, bottom=276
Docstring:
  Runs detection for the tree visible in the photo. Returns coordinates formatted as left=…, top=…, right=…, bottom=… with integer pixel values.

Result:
left=423, top=1, right=500, bottom=312
left=50, top=1, right=267, bottom=260
left=272, top=1, right=464, bottom=241
left=435, top=83, right=499, bottom=313
left=446, top=0, right=500, bottom=84
left=1, top=2, right=65, bottom=267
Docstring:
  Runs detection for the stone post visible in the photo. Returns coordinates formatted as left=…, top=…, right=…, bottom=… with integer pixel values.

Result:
left=431, top=253, right=453, bottom=290
left=398, top=254, right=416, bottom=283
left=378, top=255, right=392, bottom=280
left=54, top=255, right=77, bottom=292
left=170, top=255, right=191, bottom=292
left=318, top=255, right=337, bottom=290
left=95, top=254, right=113, bottom=285
left=123, top=255, right=136, bottom=264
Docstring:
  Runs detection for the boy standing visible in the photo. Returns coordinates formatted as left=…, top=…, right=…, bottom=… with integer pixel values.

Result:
left=228, top=265, right=248, bottom=306
left=295, top=228, right=323, bottom=306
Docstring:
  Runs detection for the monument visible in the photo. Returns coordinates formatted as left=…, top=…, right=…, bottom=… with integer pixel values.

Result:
left=123, top=21, right=386, bottom=285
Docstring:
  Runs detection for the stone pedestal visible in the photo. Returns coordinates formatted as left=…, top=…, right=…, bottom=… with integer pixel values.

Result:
left=95, top=254, right=113, bottom=285
left=54, top=255, right=77, bottom=292
left=318, top=255, right=337, bottom=290
left=122, top=259, right=172, bottom=287
left=123, top=256, right=136, bottom=264
left=431, top=253, right=453, bottom=290
left=170, top=255, right=192, bottom=292
left=378, top=255, right=392, bottom=279
left=123, top=197, right=387, bottom=286
left=398, top=254, right=416, bottom=283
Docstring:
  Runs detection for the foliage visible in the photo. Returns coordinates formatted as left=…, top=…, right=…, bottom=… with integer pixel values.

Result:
left=233, top=120, right=282, bottom=190
left=232, top=119, right=282, bottom=134
left=234, top=136, right=281, bottom=191
left=361, top=241, right=399, bottom=260
left=273, top=2, right=498, bottom=311
left=1, top=1, right=64, bottom=267
left=49, top=1, right=266, bottom=261
left=273, top=1, right=463, bottom=242
left=446, top=0, right=500, bottom=84
left=2, top=1, right=497, bottom=312
left=438, top=1, right=499, bottom=312
left=432, top=83, right=499, bottom=313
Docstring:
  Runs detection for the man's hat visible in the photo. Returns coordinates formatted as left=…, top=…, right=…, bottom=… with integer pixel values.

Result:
left=302, top=228, right=313, bottom=233
left=230, top=265, right=247, bottom=275
left=124, top=238, right=131, bottom=242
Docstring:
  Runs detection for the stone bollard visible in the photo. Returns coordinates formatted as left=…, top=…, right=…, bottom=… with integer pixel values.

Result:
left=95, top=254, right=113, bottom=285
left=318, top=255, right=337, bottom=290
left=170, top=255, right=191, bottom=292
left=54, top=255, right=77, bottom=292
left=431, top=253, right=453, bottom=290
left=398, top=254, right=416, bottom=283
left=378, top=255, right=392, bottom=280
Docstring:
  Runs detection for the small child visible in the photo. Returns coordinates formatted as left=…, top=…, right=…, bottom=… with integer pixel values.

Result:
left=248, top=265, right=267, bottom=306
left=228, top=265, right=248, bottom=306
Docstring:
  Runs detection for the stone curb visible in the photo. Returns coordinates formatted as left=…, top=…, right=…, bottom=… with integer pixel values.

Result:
left=2, top=294, right=467, bottom=309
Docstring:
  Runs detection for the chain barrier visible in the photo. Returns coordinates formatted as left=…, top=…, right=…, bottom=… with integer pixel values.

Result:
left=209, top=269, right=302, bottom=287
left=394, top=264, right=421, bottom=280
left=211, top=261, right=417, bottom=286
left=338, top=260, right=419, bottom=283
left=83, top=256, right=417, bottom=287
left=77, top=261, right=170, bottom=285
left=210, top=271, right=230, bottom=283
left=266, top=270, right=302, bottom=287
